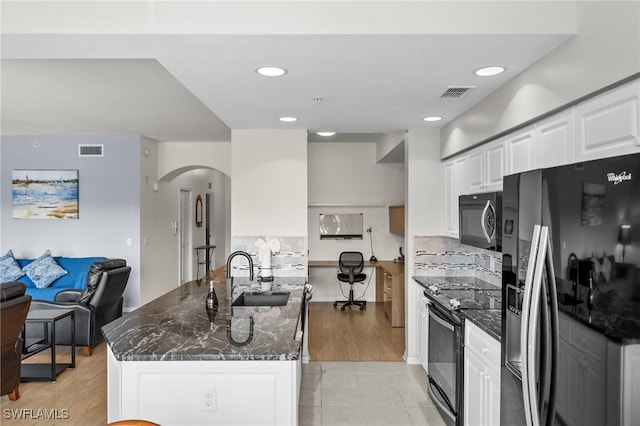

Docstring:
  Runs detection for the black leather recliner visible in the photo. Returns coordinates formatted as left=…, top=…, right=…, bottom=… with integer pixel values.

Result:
left=1, top=281, right=32, bottom=400
left=27, top=259, right=131, bottom=356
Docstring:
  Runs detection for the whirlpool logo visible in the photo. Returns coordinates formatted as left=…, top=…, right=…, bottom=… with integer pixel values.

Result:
left=607, top=171, right=632, bottom=185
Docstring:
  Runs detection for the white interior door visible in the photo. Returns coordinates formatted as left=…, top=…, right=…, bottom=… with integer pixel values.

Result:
left=179, top=189, right=192, bottom=284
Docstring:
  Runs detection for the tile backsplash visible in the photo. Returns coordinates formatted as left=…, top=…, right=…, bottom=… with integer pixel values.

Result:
left=231, top=236, right=307, bottom=277
left=414, top=236, right=502, bottom=287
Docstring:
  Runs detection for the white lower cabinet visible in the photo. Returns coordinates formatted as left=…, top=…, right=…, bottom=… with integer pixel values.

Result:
left=463, top=321, right=500, bottom=426
left=415, top=284, right=429, bottom=373
left=107, top=345, right=300, bottom=425
left=556, top=311, right=606, bottom=426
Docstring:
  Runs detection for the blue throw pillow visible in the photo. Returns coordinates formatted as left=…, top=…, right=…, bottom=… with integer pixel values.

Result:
left=0, top=249, right=25, bottom=282
left=21, top=250, right=68, bottom=289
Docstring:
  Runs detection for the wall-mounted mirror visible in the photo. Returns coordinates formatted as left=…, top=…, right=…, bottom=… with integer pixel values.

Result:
left=195, top=195, right=203, bottom=228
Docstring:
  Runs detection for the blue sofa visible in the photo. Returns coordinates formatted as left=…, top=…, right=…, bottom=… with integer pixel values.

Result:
left=16, top=256, right=106, bottom=301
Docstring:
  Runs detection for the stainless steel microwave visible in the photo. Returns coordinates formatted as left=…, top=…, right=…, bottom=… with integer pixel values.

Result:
left=459, top=192, right=502, bottom=251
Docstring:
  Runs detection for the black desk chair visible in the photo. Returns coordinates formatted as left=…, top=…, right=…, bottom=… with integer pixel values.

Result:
left=333, top=251, right=367, bottom=311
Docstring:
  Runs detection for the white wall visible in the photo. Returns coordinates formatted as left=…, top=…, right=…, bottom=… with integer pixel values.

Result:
left=0, top=134, right=141, bottom=307
left=140, top=139, right=230, bottom=305
left=158, top=142, right=231, bottom=179
left=404, top=128, right=445, bottom=363
left=441, top=0, right=640, bottom=158
left=231, top=129, right=308, bottom=238
left=308, top=142, right=404, bottom=261
left=307, top=141, right=404, bottom=302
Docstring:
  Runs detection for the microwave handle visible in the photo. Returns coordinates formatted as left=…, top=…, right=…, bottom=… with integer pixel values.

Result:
left=481, top=200, right=495, bottom=243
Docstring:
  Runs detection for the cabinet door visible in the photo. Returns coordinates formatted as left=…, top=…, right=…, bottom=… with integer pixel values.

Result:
left=575, top=80, right=640, bottom=162
left=464, top=348, right=486, bottom=426
left=389, top=205, right=404, bottom=236
left=506, top=127, right=536, bottom=175
left=485, top=138, right=506, bottom=192
left=623, top=345, right=640, bottom=425
left=484, top=364, right=501, bottom=426
left=563, top=344, right=606, bottom=426
left=415, top=294, right=425, bottom=371
left=444, top=160, right=459, bottom=238
left=535, top=110, right=575, bottom=169
left=466, top=148, right=485, bottom=194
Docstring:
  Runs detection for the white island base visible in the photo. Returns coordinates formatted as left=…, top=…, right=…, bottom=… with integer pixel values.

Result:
left=107, top=346, right=301, bottom=426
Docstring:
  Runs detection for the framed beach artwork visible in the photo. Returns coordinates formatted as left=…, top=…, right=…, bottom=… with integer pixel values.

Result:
left=12, top=170, right=79, bottom=219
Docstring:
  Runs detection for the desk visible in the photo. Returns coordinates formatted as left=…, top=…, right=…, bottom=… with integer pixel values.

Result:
left=22, top=309, right=76, bottom=381
left=308, top=260, right=405, bottom=327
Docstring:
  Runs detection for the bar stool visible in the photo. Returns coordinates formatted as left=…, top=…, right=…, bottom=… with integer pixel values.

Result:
left=194, top=244, right=216, bottom=279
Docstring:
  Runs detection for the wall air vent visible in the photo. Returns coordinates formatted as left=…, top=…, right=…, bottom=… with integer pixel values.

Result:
left=441, top=86, right=475, bottom=99
left=78, top=144, right=104, bottom=157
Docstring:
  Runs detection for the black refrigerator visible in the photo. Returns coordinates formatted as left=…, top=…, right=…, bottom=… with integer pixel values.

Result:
left=500, top=153, right=640, bottom=426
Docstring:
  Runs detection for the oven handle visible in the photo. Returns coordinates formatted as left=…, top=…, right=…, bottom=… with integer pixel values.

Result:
left=428, top=304, right=455, bottom=332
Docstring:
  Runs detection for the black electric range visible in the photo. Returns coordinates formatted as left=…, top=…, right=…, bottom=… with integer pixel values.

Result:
left=416, top=278, right=502, bottom=426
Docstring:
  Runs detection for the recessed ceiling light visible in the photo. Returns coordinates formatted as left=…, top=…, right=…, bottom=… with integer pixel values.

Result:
left=279, top=116, right=297, bottom=122
left=422, top=116, right=443, bottom=122
left=317, top=131, right=336, bottom=137
left=474, top=66, right=506, bottom=77
left=256, top=66, right=287, bottom=77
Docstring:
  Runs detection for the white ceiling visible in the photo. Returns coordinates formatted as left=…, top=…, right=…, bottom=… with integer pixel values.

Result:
left=0, top=1, right=576, bottom=143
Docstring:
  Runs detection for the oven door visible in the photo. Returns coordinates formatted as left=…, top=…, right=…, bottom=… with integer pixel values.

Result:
left=427, top=302, right=460, bottom=426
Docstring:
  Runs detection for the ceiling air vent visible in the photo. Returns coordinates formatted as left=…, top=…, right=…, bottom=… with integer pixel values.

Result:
left=78, top=144, right=104, bottom=157
left=441, top=86, right=475, bottom=99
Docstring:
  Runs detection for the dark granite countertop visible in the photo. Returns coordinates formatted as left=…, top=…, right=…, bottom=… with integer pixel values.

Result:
left=414, top=276, right=502, bottom=341
left=102, top=277, right=306, bottom=361
left=556, top=285, right=640, bottom=344
left=461, top=310, right=502, bottom=341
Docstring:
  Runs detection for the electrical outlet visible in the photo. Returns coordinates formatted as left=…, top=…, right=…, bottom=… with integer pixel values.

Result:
left=200, top=387, right=216, bottom=412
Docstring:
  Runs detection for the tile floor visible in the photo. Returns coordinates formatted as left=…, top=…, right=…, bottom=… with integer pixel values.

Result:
left=299, top=361, right=448, bottom=426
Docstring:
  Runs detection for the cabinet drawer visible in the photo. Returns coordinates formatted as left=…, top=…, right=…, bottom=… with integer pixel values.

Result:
left=465, top=321, right=500, bottom=368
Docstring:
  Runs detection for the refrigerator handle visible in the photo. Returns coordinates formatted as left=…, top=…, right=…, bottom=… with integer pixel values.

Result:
left=521, top=225, right=542, bottom=426
left=480, top=199, right=495, bottom=243
left=525, top=226, right=550, bottom=426
left=544, top=234, right=560, bottom=425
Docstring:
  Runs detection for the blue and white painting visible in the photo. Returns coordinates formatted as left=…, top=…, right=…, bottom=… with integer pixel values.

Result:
left=12, top=170, right=79, bottom=219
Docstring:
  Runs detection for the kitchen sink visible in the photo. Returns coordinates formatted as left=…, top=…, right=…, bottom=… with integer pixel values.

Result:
left=231, top=291, right=290, bottom=307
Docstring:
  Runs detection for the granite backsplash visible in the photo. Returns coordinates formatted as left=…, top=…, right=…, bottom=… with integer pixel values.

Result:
left=414, top=236, right=502, bottom=287
left=231, top=236, right=307, bottom=278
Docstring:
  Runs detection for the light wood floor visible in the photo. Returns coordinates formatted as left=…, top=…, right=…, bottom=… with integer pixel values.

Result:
left=1, top=302, right=404, bottom=424
left=1, top=343, right=108, bottom=425
left=308, top=302, right=405, bottom=362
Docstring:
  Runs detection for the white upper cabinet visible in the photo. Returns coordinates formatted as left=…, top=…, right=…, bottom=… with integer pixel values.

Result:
left=444, top=159, right=460, bottom=238
left=458, top=138, right=506, bottom=196
left=505, top=126, right=536, bottom=175
left=442, top=78, right=639, bottom=239
left=466, top=148, right=485, bottom=193
left=485, top=138, right=506, bottom=191
left=575, top=79, right=640, bottom=162
left=535, top=109, right=576, bottom=169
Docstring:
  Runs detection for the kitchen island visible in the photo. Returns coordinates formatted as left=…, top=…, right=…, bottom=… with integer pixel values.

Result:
left=102, top=277, right=307, bottom=426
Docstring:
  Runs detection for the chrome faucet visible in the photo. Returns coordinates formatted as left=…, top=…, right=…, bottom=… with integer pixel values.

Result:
left=225, top=251, right=254, bottom=300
